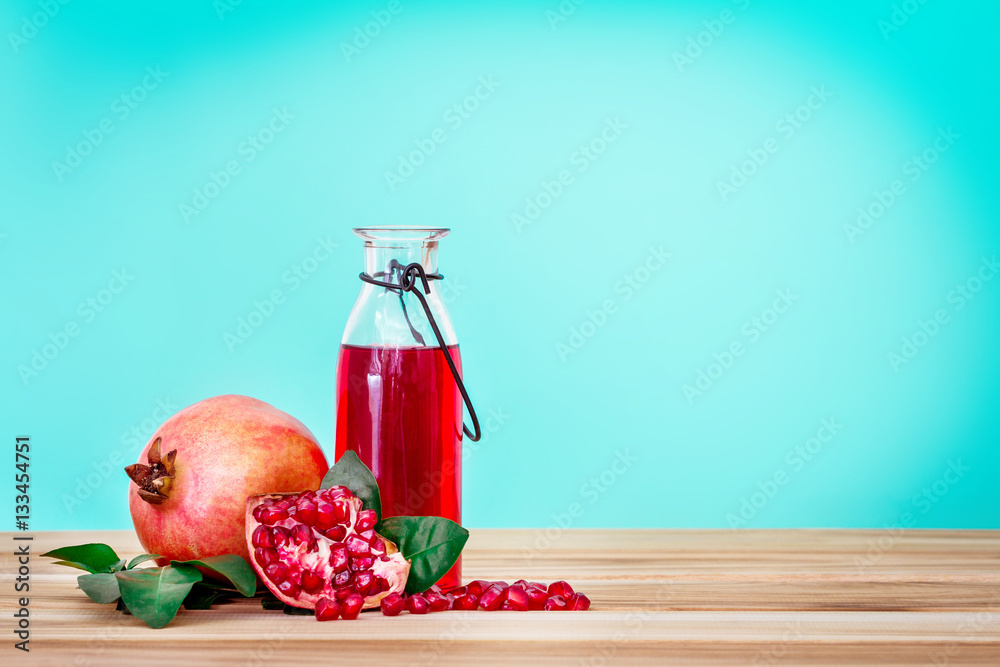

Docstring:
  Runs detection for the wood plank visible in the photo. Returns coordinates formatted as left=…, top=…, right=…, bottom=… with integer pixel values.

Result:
left=2, top=529, right=998, bottom=666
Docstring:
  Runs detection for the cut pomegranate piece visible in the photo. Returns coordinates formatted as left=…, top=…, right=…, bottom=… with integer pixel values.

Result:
left=246, top=488, right=410, bottom=613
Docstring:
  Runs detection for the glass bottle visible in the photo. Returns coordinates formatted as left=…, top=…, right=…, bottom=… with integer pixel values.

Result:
left=334, top=227, right=476, bottom=590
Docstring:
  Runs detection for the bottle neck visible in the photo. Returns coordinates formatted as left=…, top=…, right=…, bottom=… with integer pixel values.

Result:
left=363, top=242, right=439, bottom=278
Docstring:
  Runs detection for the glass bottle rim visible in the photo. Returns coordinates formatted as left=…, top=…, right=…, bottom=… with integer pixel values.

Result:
left=353, top=227, right=450, bottom=242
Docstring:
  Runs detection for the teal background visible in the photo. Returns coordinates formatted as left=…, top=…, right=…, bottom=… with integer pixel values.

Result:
left=2, top=0, right=998, bottom=531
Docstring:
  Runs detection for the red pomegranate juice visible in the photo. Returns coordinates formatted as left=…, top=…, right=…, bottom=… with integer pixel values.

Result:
left=334, top=344, right=463, bottom=590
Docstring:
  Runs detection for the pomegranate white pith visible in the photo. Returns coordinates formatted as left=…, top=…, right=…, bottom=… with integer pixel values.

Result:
left=246, top=487, right=410, bottom=610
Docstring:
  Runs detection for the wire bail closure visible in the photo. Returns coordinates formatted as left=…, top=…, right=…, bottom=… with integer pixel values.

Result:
left=359, top=260, right=482, bottom=442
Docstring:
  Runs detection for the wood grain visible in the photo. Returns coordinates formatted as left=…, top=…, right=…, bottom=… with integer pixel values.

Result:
left=2, top=529, right=998, bottom=665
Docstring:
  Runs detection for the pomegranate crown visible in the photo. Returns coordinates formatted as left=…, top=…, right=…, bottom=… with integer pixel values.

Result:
left=124, top=437, right=177, bottom=505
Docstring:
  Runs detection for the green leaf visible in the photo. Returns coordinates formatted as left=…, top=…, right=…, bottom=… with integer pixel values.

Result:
left=282, top=604, right=314, bottom=615
left=378, top=516, right=469, bottom=594
left=170, top=555, right=256, bottom=597
left=50, top=560, right=92, bottom=572
left=115, top=564, right=202, bottom=629
left=127, top=554, right=161, bottom=570
left=260, top=594, right=284, bottom=610
left=77, top=573, right=121, bottom=604
left=111, top=558, right=128, bottom=572
left=183, top=583, right=237, bottom=610
left=321, top=450, right=382, bottom=522
left=42, top=544, right=121, bottom=574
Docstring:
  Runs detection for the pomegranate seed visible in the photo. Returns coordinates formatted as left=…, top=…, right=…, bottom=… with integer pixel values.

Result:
left=375, top=576, right=390, bottom=592
left=301, top=570, right=324, bottom=595
left=334, top=570, right=350, bottom=586
left=513, top=579, right=529, bottom=588
left=315, top=597, right=340, bottom=621
left=332, top=500, right=349, bottom=522
left=264, top=562, right=287, bottom=583
left=380, top=592, right=405, bottom=616
left=501, top=601, right=516, bottom=611
left=334, top=587, right=353, bottom=601
left=346, top=535, right=371, bottom=557
left=567, top=593, right=591, bottom=611
left=468, top=580, right=490, bottom=597
left=426, top=585, right=443, bottom=595
left=359, top=529, right=375, bottom=543
left=262, top=507, right=288, bottom=525
left=505, top=585, right=529, bottom=611
left=355, top=509, right=377, bottom=532
left=254, top=547, right=279, bottom=566
left=491, top=581, right=509, bottom=590
left=478, top=585, right=506, bottom=611
left=547, top=581, right=574, bottom=598
left=277, top=579, right=301, bottom=599
left=350, top=556, right=374, bottom=571
left=543, top=595, right=567, bottom=611
left=353, top=571, right=374, bottom=596
left=406, top=594, right=430, bottom=615
left=426, top=592, right=449, bottom=612
left=370, top=538, right=386, bottom=553
left=276, top=499, right=292, bottom=510
left=297, top=501, right=318, bottom=526
left=290, top=524, right=316, bottom=551
left=251, top=526, right=273, bottom=548
left=526, top=586, right=548, bottom=610
left=341, top=593, right=364, bottom=620
left=326, top=525, right=347, bottom=542
left=315, top=503, right=337, bottom=531
left=448, top=586, right=469, bottom=597
left=453, top=593, right=478, bottom=610
left=330, top=544, right=348, bottom=572
left=271, top=526, right=290, bottom=547
left=528, top=582, right=547, bottom=591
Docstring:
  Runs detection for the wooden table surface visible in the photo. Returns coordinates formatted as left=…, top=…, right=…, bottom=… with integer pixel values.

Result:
left=3, top=529, right=999, bottom=666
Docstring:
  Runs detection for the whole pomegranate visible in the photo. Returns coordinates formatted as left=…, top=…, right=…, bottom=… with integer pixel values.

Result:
left=246, top=487, right=410, bottom=613
left=125, top=395, right=328, bottom=565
